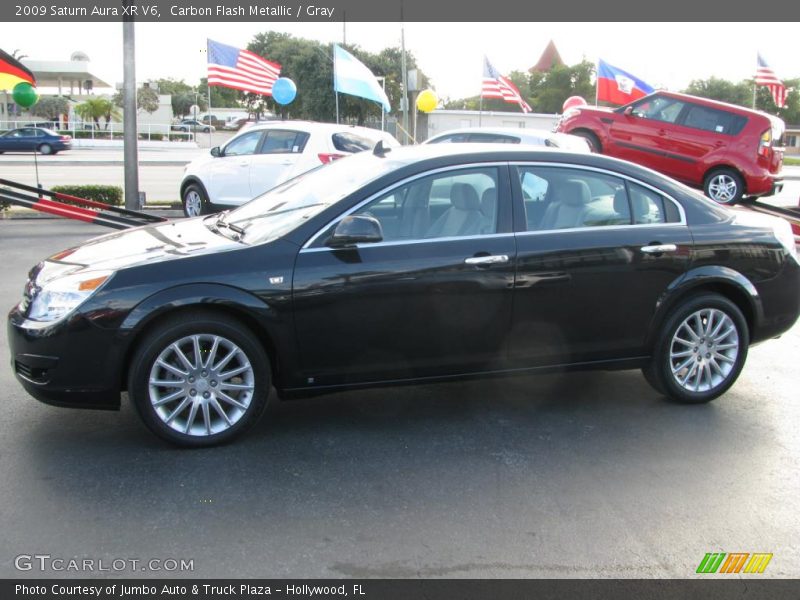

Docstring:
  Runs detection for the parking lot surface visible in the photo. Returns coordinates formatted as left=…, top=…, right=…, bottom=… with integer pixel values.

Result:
left=1, top=219, right=798, bottom=578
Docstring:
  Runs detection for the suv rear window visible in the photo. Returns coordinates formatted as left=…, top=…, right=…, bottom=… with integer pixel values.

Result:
left=682, top=105, right=747, bottom=136
left=331, top=132, right=376, bottom=153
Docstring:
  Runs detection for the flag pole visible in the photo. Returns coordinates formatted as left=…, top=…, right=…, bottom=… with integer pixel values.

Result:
left=595, top=59, right=599, bottom=106
left=479, top=95, right=483, bottom=126
left=334, top=44, right=340, bottom=124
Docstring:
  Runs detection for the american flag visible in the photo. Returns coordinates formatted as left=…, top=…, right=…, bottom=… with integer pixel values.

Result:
left=755, top=53, right=787, bottom=109
left=481, top=56, right=532, bottom=113
left=207, top=39, right=281, bottom=96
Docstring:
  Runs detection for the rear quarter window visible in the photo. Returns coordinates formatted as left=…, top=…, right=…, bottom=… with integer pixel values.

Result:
left=331, top=132, right=376, bottom=153
left=683, top=104, right=748, bottom=136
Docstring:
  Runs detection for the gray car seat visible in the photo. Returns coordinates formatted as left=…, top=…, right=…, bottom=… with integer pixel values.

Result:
left=426, top=183, right=484, bottom=238
left=538, top=179, right=592, bottom=230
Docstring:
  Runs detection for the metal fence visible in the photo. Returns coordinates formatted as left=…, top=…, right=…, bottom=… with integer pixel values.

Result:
left=0, top=120, right=196, bottom=142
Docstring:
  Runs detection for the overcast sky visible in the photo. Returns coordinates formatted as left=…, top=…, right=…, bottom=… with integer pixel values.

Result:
left=3, top=22, right=798, bottom=101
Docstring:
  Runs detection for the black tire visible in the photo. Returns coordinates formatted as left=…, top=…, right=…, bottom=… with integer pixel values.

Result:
left=644, top=293, right=749, bottom=404
left=38, top=143, right=53, bottom=155
left=128, top=311, right=270, bottom=447
left=203, top=127, right=211, bottom=133
left=182, top=183, right=210, bottom=218
left=704, top=168, right=744, bottom=205
left=180, top=126, right=188, bottom=132
left=573, top=130, right=601, bottom=153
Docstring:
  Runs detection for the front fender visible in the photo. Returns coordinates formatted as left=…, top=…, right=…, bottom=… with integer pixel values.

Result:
left=646, top=265, right=763, bottom=350
left=120, top=283, right=277, bottom=333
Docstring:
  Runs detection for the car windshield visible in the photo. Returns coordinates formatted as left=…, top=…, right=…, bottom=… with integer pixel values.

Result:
left=221, top=152, right=402, bottom=245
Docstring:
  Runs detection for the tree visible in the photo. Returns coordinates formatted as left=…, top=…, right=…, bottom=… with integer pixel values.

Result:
left=30, top=96, right=69, bottom=121
left=443, top=59, right=595, bottom=114
left=198, top=78, right=242, bottom=108
left=245, top=32, right=429, bottom=123
left=113, top=86, right=160, bottom=114
left=74, top=97, right=119, bottom=129
left=684, top=76, right=800, bottom=126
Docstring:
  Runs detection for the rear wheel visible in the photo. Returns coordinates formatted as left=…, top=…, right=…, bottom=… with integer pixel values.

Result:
left=128, top=311, right=270, bottom=447
left=38, top=143, right=53, bottom=155
left=704, top=168, right=744, bottom=205
left=182, top=183, right=209, bottom=218
left=644, top=294, right=748, bottom=403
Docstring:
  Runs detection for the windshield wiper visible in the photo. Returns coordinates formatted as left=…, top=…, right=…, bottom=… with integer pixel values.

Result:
left=230, top=203, right=325, bottom=231
left=216, top=217, right=245, bottom=236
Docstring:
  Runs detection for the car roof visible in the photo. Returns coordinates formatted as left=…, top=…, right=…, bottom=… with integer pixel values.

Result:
left=652, top=91, right=777, bottom=121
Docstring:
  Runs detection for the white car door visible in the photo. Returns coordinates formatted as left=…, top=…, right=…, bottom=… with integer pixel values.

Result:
left=207, top=130, right=264, bottom=206
left=249, top=129, right=309, bottom=197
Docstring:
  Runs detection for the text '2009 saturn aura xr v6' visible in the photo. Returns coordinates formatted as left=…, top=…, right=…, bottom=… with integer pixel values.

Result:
left=8, top=145, right=800, bottom=446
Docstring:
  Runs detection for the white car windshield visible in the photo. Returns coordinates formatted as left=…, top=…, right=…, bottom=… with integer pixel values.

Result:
left=221, top=152, right=402, bottom=245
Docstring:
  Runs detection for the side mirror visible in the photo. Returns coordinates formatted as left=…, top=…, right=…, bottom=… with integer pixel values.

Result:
left=210, top=146, right=221, bottom=157
left=623, top=106, right=635, bottom=117
left=327, top=215, right=383, bottom=247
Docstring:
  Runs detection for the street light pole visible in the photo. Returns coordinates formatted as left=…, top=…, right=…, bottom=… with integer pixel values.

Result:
left=122, top=5, right=140, bottom=210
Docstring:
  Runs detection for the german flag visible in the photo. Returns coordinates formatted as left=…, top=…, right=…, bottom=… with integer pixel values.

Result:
left=0, top=48, right=35, bottom=91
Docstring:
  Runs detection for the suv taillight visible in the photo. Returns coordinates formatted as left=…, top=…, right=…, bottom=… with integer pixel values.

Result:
left=318, top=153, right=345, bottom=164
left=758, top=130, right=772, bottom=158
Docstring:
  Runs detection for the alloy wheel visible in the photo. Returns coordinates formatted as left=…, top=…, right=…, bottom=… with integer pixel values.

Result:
left=148, top=334, right=255, bottom=436
left=669, top=308, right=739, bottom=393
left=707, top=174, right=738, bottom=204
left=184, top=190, right=202, bottom=217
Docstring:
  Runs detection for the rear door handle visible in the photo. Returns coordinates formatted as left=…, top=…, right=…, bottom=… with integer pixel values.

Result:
left=640, top=244, right=677, bottom=254
left=465, top=254, right=509, bottom=265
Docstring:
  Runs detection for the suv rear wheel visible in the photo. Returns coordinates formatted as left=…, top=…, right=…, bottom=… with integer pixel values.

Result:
left=704, top=168, right=744, bottom=205
left=182, top=183, right=210, bottom=218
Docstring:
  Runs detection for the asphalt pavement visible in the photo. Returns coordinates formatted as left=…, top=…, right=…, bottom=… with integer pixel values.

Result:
left=0, top=219, right=798, bottom=579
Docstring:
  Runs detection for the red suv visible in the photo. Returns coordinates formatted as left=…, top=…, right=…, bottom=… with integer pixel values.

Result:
left=556, top=91, right=784, bottom=204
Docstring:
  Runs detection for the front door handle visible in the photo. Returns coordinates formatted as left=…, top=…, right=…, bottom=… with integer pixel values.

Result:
left=464, top=254, right=509, bottom=265
left=640, top=244, right=677, bottom=254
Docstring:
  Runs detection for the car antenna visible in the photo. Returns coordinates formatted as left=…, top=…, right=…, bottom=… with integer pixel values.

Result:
left=373, top=140, right=391, bottom=157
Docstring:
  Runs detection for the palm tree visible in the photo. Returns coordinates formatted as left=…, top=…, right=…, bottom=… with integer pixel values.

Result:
left=74, top=97, right=120, bottom=130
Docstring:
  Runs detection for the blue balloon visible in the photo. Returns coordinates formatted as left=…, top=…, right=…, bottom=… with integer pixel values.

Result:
left=272, top=77, right=297, bottom=105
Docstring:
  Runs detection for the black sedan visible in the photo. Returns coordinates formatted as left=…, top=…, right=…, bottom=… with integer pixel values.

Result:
left=0, top=127, right=71, bottom=155
left=7, top=145, right=800, bottom=446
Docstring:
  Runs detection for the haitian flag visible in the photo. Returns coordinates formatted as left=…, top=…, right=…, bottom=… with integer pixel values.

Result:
left=0, top=48, right=35, bottom=91
left=597, top=59, right=654, bottom=106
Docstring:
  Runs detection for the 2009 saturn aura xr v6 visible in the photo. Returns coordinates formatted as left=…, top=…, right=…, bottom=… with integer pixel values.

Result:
left=8, top=145, right=800, bottom=446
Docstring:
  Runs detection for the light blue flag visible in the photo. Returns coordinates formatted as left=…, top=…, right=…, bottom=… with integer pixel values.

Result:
left=333, top=45, right=391, bottom=112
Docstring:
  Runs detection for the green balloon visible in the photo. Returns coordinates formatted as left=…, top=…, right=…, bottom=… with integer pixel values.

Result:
left=13, top=82, right=39, bottom=108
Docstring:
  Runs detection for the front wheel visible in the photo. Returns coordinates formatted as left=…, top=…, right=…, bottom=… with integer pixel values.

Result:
left=704, top=168, right=744, bottom=205
left=573, top=130, right=601, bottom=153
left=644, top=294, right=749, bottom=404
left=128, top=311, right=270, bottom=447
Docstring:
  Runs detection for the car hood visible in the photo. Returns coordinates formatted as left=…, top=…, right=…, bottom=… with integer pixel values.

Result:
left=33, top=217, right=240, bottom=285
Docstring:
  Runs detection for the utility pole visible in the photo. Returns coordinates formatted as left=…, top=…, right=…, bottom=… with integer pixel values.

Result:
left=400, top=3, right=409, bottom=145
left=122, top=3, right=140, bottom=210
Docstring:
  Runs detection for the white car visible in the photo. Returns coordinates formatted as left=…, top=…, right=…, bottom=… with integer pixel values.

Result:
left=424, top=127, right=591, bottom=152
left=180, top=121, right=400, bottom=217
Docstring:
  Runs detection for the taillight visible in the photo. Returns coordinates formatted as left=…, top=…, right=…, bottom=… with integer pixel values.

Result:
left=318, top=153, right=345, bottom=164
left=61, top=136, right=71, bottom=141
left=758, top=130, right=771, bottom=158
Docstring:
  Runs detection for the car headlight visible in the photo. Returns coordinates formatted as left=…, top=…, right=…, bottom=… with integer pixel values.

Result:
left=772, top=218, right=799, bottom=264
left=26, top=270, right=114, bottom=323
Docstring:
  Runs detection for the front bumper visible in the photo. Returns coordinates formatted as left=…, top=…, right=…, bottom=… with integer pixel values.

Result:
left=7, top=308, right=123, bottom=410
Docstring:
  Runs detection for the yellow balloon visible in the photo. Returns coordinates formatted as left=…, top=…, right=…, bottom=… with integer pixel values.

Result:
left=416, top=89, right=438, bottom=113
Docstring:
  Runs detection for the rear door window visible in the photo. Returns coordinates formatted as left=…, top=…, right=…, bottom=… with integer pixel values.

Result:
left=259, top=130, right=309, bottom=154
